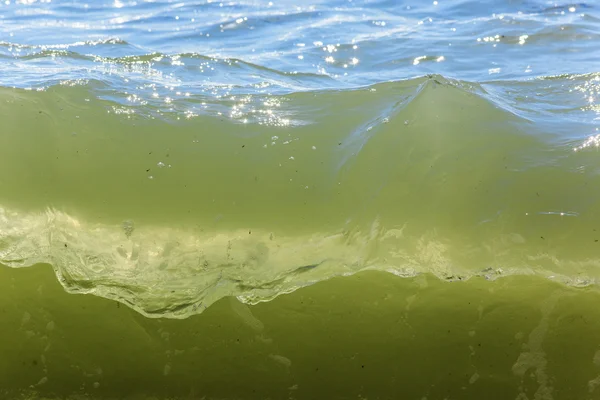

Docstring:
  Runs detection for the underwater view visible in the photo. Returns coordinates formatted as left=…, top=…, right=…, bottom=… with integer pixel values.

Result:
left=1, top=0, right=600, bottom=398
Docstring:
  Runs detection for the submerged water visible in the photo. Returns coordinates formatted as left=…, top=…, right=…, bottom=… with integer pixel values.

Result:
left=3, top=267, right=600, bottom=400
left=1, top=0, right=600, bottom=397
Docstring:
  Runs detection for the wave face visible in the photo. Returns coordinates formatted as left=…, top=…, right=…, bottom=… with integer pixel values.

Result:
left=1, top=74, right=600, bottom=318
left=0, top=0, right=599, bottom=318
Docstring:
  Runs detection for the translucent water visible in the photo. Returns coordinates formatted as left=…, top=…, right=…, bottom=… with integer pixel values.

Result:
left=1, top=0, right=600, bottom=398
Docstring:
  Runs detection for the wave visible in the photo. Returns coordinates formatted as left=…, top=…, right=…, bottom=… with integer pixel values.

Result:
left=1, top=75, right=599, bottom=318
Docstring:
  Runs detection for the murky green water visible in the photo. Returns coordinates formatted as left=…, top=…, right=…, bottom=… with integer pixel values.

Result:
left=2, top=79, right=600, bottom=318
left=2, top=0, right=600, bottom=397
left=2, top=266, right=600, bottom=399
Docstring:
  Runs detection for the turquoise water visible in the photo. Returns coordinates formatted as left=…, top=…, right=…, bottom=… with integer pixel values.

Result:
left=1, top=1, right=600, bottom=398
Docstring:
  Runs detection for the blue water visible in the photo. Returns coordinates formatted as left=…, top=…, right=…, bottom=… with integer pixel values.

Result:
left=1, top=0, right=599, bottom=95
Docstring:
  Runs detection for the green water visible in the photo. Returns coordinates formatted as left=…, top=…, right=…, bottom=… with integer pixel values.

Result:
left=2, top=1, right=600, bottom=395
left=2, top=79, right=600, bottom=318
left=2, top=265, right=600, bottom=399
left=2, top=75, right=600, bottom=398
